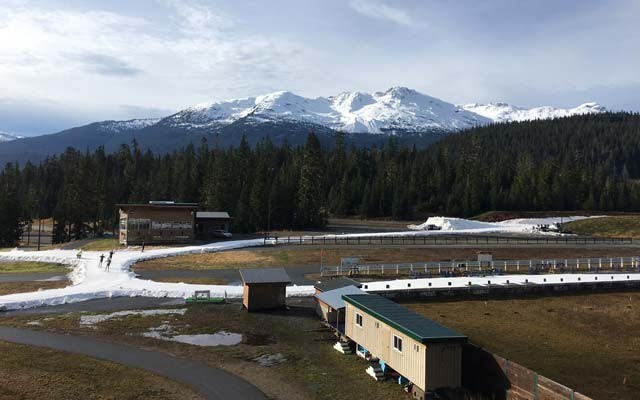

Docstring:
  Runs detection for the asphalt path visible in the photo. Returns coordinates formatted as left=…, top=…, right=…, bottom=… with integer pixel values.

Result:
left=0, top=272, right=67, bottom=283
left=0, top=327, right=267, bottom=400
left=136, top=265, right=320, bottom=286
left=0, top=296, right=186, bottom=317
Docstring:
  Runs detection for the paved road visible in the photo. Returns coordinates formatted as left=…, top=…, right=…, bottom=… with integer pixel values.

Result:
left=0, top=327, right=267, bottom=400
left=0, top=272, right=67, bottom=283
left=0, top=296, right=186, bottom=317
left=136, top=265, right=320, bottom=286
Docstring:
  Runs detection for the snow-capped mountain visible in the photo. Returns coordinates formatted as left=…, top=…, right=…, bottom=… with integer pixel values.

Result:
left=164, top=87, right=492, bottom=134
left=95, top=119, right=161, bottom=134
left=0, top=131, right=21, bottom=142
left=461, top=102, right=606, bottom=123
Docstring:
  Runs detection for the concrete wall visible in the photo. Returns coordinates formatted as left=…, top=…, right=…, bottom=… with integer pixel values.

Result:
left=462, top=344, right=592, bottom=400
left=242, top=283, right=287, bottom=312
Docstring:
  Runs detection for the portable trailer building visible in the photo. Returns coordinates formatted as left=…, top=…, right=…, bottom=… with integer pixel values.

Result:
left=240, top=268, right=291, bottom=312
left=314, top=285, right=366, bottom=333
left=343, top=294, right=467, bottom=399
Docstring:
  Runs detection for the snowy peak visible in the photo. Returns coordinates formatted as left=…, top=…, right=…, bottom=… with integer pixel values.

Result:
left=95, top=119, right=160, bottom=134
left=0, top=131, right=21, bottom=142
left=462, top=102, right=606, bottom=123
left=165, top=87, right=491, bottom=134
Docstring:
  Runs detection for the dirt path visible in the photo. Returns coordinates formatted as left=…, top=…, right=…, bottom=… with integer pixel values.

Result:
left=0, top=327, right=267, bottom=400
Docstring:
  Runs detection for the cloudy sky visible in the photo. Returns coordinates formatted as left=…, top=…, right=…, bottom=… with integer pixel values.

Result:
left=1, top=0, right=639, bottom=136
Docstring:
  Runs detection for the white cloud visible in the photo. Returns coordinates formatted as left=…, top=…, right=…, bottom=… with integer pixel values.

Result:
left=349, top=0, right=416, bottom=26
left=0, top=0, right=314, bottom=124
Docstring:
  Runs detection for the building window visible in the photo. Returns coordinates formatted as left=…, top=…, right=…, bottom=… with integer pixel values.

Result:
left=355, top=313, right=363, bottom=327
left=414, top=344, right=420, bottom=352
left=375, top=322, right=379, bottom=328
left=393, top=335, right=403, bottom=352
left=119, top=218, right=127, bottom=231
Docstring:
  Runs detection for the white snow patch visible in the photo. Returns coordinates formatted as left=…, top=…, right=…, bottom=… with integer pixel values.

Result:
left=80, top=308, right=187, bottom=326
left=407, top=215, right=601, bottom=234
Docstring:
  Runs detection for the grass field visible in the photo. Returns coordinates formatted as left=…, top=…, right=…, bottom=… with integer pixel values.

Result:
left=133, top=246, right=640, bottom=272
left=1, top=300, right=408, bottom=400
left=0, top=280, right=70, bottom=296
left=0, top=341, right=203, bottom=400
left=149, top=277, right=228, bottom=285
left=564, top=216, right=640, bottom=238
left=0, top=261, right=69, bottom=274
left=404, top=291, right=640, bottom=400
left=76, top=238, right=121, bottom=251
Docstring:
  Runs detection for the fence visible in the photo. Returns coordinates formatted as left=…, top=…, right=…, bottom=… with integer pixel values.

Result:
left=463, top=344, right=592, bottom=400
left=269, top=234, right=634, bottom=247
left=321, top=256, right=640, bottom=277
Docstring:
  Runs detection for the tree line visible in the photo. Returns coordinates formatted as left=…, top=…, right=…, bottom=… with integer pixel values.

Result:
left=1, top=112, right=640, bottom=246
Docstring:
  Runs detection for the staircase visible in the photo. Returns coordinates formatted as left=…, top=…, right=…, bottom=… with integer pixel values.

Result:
left=365, top=362, right=386, bottom=381
left=333, top=341, right=353, bottom=354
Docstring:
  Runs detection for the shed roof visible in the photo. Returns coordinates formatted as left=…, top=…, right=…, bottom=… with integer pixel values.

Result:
left=342, top=294, right=467, bottom=344
left=196, top=211, right=231, bottom=219
left=240, top=268, right=291, bottom=284
left=315, top=285, right=365, bottom=310
left=314, top=277, right=361, bottom=292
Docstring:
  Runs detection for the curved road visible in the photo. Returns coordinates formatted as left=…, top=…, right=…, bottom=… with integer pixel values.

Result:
left=0, top=327, right=267, bottom=400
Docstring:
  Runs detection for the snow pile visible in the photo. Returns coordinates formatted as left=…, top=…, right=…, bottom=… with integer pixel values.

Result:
left=408, top=216, right=599, bottom=234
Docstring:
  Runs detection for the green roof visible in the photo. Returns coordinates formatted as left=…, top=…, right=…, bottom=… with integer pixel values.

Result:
left=342, top=294, right=468, bottom=344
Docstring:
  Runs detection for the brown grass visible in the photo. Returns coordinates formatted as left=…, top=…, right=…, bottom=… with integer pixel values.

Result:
left=0, top=341, right=203, bottom=400
left=134, top=246, right=640, bottom=272
left=0, top=280, right=70, bottom=296
left=150, top=277, right=228, bottom=285
left=404, top=291, right=640, bottom=400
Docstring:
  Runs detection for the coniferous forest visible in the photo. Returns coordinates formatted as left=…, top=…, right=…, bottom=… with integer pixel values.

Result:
left=1, top=112, right=640, bottom=245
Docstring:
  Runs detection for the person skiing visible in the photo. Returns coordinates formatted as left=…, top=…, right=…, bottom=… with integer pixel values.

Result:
left=99, top=253, right=105, bottom=267
left=141, top=240, right=145, bottom=253
left=76, top=250, right=83, bottom=259
left=105, top=257, right=112, bottom=272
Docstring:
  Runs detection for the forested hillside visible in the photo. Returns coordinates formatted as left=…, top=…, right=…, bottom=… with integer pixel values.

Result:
left=1, top=112, right=639, bottom=244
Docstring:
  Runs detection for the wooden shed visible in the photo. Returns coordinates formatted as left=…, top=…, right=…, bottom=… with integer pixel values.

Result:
left=240, top=268, right=291, bottom=312
left=343, top=294, right=467, bottom=399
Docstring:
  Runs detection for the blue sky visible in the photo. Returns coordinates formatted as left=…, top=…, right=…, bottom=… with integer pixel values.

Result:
left=1, top=0, right=639, bottom=136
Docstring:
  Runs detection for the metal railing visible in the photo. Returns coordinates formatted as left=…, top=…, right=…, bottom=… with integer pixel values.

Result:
left=320, top=256, right=640, bottom=277
left=267, top=234, right=634, bottom=247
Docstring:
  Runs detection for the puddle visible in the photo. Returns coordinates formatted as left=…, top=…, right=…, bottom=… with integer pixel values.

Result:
left=253, top=353, right=287, bottom=367
left=142, top=324, right=243, bottom=347
left=80, top=309, right=187, bottom=326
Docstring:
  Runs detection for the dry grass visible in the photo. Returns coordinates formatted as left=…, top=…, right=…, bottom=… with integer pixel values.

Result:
left=0, top=280, right=71, bottom=296
left=564, top=216, right=640, bottom=238
left=134, top=246, right=640, bottom=272
left=0, top=341, right=203, bottom=400
left=0, top=261, right=69, bottom=274
left=150, top=277, right=228, bottom=285
left=404, top=291, right=640, bottom=400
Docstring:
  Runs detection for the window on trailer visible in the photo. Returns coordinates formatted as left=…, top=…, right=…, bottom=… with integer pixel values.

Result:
left=356, top=313, right=363, bottom=327
left=393, top=335, right=403, bottom=352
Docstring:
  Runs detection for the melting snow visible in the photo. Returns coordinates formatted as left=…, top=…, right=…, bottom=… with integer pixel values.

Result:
left=80, top=309, right=187, bottom=326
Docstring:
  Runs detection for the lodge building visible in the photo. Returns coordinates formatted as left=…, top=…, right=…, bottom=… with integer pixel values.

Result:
left=118, top=201, right=231, bottom=245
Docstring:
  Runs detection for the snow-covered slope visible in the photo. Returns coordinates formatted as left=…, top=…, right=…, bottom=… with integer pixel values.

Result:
left=95, top=119, right=160, bottom=134
left=0, top=131, right=21, bottom=142
left=165, top=87, right=492, bottom=134
left=462, top=102, right=606, bottom=123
